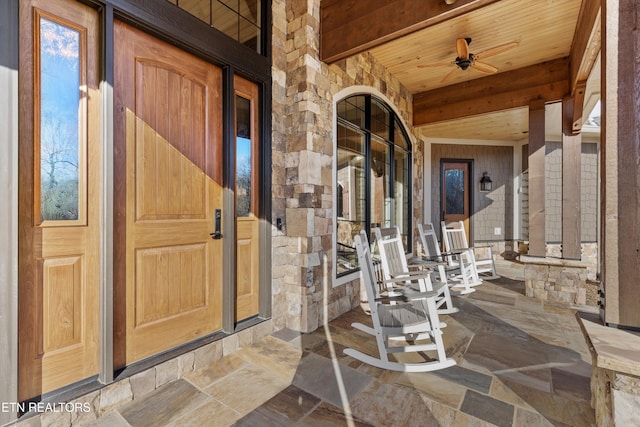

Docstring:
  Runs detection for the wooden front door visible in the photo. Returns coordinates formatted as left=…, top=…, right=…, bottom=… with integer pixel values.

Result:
left=442, top=161, right=471, bottom=242
left=18, top=0, right=100, bottom=400
left=114, top=22, right=224, bottom=365
left=234, top=76, right=260, bottom=321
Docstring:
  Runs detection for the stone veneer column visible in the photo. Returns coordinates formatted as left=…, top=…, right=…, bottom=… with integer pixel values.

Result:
left=601, top=0, right=640, bottom=328
left=271, top=0, right=423, bottom=333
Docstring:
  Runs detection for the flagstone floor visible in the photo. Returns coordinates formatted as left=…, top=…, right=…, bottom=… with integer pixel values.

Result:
left=40, top=274, right=599, bottom=427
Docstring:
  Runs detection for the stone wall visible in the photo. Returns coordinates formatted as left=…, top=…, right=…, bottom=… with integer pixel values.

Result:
left=272, top=0, right=424, bottom=332
left=522, top=256, right=594, bottom=305
left=591, top=368, right=640, bottom=427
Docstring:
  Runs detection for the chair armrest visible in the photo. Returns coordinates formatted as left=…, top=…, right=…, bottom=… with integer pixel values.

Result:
left=400, top=288, right=439, bottom=301
left=441, top=249, right=471, bottom=256
left=382, top=272, right=432, bottom=283
left=407, top=256, right=446, bottom=268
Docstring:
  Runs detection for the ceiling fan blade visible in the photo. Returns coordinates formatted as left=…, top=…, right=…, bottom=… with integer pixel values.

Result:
left=474, top=41, right=519, bottom=60
left=418, top=61, right=454, bottom=68
left=441, top=67, right=460, bottom=83
left=456, top=38, right=469, bottom=59
left=471, top=61, right=498, bottom=74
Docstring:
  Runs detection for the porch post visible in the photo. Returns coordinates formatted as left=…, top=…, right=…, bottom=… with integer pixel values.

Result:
left=0, top=0, right=19, bottom=423
left=561, top=88, right=584, bottom=260
left=601, top=0, right=640, bottom=328
left=528, top=99, right=546, bottom=257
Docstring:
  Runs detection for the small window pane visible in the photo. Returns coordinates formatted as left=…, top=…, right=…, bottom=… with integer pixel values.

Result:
left=370, top=137, right=390, bottom=229
left=236, top=96, right=252, bottom=217
left=178, top=0, right=211, bottom=24
left=212, top=1, right=238, bottom=39
left=370, top=99, right=390, bottom=139
left=239, top=0, right=260, bottom=25
left=445, top=170, right=465, bottom=215
left=394, top=118, right=409, bottom=149
left=337, top=96, right=365, bottom=129
left=337, top=124, right=366, bottom=274
left=239, top=16, right=260, bottom=51
left=395, top=147, right=410, bottom=241
left=39, top=18, right=81, bottom=221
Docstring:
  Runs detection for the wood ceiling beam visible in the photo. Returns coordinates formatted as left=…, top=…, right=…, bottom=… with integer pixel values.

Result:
left=569, top=0, right=601, bottom=94
left=413, top=58, right=570, bottom=126
left=320, top=0, right=501, bottom=64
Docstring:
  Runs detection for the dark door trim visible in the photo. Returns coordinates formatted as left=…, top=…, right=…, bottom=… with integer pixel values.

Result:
left=440, top=158, right=474, bottom=242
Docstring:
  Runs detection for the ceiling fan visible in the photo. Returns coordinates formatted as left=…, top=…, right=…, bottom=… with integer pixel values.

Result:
left=419, top=37, right=519, bottom=83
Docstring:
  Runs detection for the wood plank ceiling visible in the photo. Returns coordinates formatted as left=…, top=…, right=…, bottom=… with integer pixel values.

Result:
left=321, top=0, right=600, bottom=142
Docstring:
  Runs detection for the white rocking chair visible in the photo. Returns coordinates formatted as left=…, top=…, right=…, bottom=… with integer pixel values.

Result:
left=343, top=231, right=456, bottom=373
left=373, top=226, right=458, bottom=314
left=441, top=221, right=499, bottom=280
left=417, top=222, right=481, bottom=294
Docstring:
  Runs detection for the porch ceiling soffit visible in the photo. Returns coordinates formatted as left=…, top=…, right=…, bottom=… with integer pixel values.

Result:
left=320, top=0, right=500, bottom=64
left=413, top=57, right=570, bottom=127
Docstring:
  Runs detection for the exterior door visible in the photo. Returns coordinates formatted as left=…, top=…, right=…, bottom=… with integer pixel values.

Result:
left=234, top=76, right=260, bottom=321
left=442, top=161, right=471, bottom=242
left=114, top=22, right=224, bottom=365
left=18, top=0, right=101, bottom=400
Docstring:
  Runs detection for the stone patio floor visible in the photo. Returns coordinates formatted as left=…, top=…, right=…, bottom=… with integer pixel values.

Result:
left=25, top=274, right=598, bottom=427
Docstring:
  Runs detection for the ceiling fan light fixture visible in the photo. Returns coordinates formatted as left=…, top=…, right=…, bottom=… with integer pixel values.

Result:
left=444, top=0, right=458, bottom=4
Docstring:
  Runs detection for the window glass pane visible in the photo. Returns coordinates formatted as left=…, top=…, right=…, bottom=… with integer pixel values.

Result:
left=239, top=0, right=260, bottom=25
left=236, top=96, right=252, bottom=217
left=218, top=0, right=238, bottom=11
left=394, top=118, right=409, bottom=149
left=40, top=18, right=80, bottom=221
left=370, top=99, right=390, bottom=139
left=173, top=0, right=263, bottom=54
left=212, top=1, right=238, bottom=39
left=336, top=123, right=366, bottom=274
left=395, top=148, right=410, bottom=244
left=337, top=96, right=365, bottom=128
left=370, top=137, right=390, bottom=229
left=178, top=0, right=211, bottom=24
left=239, top=16, right=260, bottom=51
left=445, top=169, right=465, bottom=215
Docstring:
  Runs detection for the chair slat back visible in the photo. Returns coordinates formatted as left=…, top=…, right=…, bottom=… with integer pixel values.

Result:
left=373, top=226, right=409, bottom=279
left=442, top=221, right=469, bottom=252
left=418, top=223, right=442, bottom=260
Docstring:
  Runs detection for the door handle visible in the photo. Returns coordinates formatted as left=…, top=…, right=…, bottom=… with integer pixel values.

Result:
left=210, top=209, right=223, bottom=239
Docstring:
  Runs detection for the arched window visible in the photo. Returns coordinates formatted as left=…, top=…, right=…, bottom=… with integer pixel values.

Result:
left=335, top=94, right=412, bottom=276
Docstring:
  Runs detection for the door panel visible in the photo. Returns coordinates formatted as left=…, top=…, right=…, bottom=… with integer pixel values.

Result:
left=18, top=0, right=100, bottom=401
left=442, top=161, right=471, bottom=242
left=234, top=76, right=260, bottom=321
left=114, top=21, right=223, bottom=364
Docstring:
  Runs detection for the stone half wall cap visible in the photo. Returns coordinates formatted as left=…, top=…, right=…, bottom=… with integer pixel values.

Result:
left=520, top=255, right=589, bottom=268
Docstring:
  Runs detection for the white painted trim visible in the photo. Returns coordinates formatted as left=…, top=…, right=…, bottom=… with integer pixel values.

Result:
left=423, top=135, right=432, bottom=223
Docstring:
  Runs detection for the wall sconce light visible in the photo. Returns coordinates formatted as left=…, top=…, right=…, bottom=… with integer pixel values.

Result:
left=480, top=172, right=492, bottom=192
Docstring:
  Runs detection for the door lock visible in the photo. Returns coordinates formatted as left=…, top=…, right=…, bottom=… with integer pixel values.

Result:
left=211, top=209, right=223, bottom=239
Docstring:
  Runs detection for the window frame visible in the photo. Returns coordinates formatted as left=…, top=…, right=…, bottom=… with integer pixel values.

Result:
left=334, top=93, right=413, bottom=281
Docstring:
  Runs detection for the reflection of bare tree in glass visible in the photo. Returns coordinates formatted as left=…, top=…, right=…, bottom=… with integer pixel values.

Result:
left=445, top=170, right=464, bottom=215
left=236, top=158, right=251, bottom=217
left=41, top=114, right=79, bottom=220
